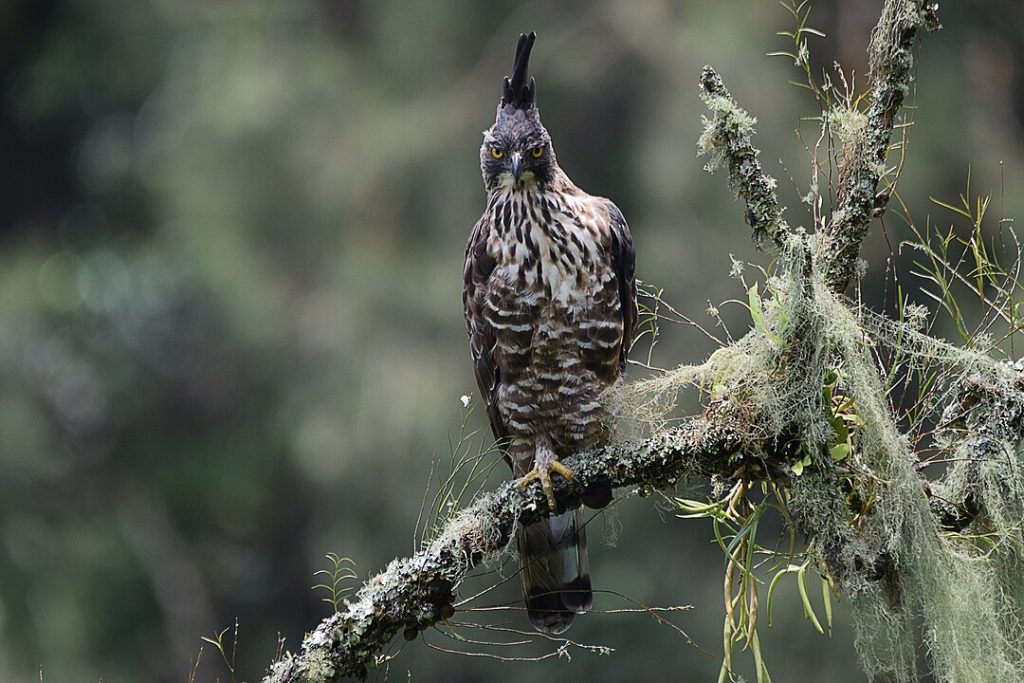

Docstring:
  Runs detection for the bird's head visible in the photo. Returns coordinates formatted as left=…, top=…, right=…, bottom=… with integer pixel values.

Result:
left=481, top=32, right=556, bottom=191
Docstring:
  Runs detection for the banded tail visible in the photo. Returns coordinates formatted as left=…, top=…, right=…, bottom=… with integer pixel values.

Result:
left=517, top=508, right=592, bottom=634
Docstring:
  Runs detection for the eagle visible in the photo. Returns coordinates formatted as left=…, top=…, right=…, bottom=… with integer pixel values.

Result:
left=462, top=32, right=638, bottom=634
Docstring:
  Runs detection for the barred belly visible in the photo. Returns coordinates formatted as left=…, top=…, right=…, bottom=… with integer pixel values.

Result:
left=484, top=275, right=623, bottom=463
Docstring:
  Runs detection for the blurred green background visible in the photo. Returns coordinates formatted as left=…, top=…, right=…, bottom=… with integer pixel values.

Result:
left=0, top=1, right=1021, bottom=681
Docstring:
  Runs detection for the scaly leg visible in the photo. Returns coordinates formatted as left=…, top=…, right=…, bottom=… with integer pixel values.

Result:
left=516, top=442, right=575, bottom=510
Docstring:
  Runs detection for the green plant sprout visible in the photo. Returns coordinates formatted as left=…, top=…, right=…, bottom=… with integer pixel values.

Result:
left=200, top=619, right=240, bottom=683
left=312, top=553, right=358, bottom=614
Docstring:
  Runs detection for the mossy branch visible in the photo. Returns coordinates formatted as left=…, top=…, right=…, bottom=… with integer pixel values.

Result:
left=698, top=66, right=791, bottom=249
left=820, top=0, right=941, bottom=292
left=697, top=0, right=939, bottom=286
left=263, top=414, right=742, bottom=683
left=930, top=362, right=1024, bottom=531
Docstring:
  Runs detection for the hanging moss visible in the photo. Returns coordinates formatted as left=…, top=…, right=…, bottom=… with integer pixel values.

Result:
left=616, top=237, right=1024, bottom=682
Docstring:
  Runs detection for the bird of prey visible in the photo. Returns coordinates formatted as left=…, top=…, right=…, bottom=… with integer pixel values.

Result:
left=462, top=32, right=638, bottom=634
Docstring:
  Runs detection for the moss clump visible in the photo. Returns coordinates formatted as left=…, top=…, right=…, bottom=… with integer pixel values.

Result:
left=697, top=93, right=757, bottom=176
left=828, top=108, right=886, bottom=180
left=616, top=233, right=1024, bottom=682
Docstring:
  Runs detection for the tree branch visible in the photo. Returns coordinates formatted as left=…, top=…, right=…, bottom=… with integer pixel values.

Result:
left=820, top=0, right=941, bottom=293
left=264, top=413, right=742, bottom=683
left=698, top=66, right=791, bottom=249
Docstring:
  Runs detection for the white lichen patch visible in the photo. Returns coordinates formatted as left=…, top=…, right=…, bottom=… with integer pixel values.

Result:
left=697, top=94, right=757, bottom=175
left=433, top=497, right=506, bottom=566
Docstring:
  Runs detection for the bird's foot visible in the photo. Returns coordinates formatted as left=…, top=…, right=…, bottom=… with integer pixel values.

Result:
left=516, top=458, right=576, bottom=511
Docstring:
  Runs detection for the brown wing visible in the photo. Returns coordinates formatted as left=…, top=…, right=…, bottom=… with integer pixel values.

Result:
left=462, top=214, right=509, bottom=447
left=602, top=200, right=638, bottom=371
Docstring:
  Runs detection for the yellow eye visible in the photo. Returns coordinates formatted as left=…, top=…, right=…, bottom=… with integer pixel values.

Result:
left=490, top=147, right=504, bottom=159
left=531, top=146, right=545, bottom=158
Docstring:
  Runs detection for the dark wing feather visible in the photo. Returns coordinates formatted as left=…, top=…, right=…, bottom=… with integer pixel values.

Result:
left=603, top=200, right=638, bottom=371
left=463, top=215, right=509, bottom=450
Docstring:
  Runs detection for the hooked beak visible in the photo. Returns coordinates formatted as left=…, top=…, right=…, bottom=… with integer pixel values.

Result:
left=510, top=152, right=523, bottom=182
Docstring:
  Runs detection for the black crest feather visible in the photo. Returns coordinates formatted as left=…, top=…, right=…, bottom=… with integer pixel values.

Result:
left=501, top=32, right=537, bottom=110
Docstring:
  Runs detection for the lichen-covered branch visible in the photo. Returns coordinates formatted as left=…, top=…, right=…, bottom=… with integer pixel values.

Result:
left=820, top=0, right=941, bottom=292
left=263, top=414, right=742, bottom=683
left=929, top=362, right=1024, bottom=531
left=698, top=66, right=790, bottom=248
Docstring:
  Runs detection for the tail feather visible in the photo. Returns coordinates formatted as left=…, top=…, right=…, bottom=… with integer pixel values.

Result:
left=518, top=508, right=592, bottom=634
left=560, top=509, right=593, bottom=614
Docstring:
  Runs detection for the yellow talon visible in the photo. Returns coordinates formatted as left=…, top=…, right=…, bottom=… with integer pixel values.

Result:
left=516, top=460, right=577, bottom=510
left=549, top=460, right=576, bottom=482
